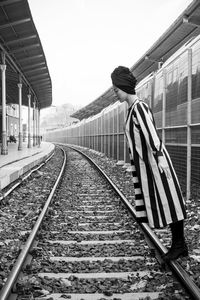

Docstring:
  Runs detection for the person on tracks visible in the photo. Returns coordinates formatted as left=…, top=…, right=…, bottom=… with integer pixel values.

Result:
left=111, top=66, right=188, bottom=261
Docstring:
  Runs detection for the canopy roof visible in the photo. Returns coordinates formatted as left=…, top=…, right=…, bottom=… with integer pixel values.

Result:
left=0, top=0, right=52, bottom=109
left=72, top=0, right=200, bottom=120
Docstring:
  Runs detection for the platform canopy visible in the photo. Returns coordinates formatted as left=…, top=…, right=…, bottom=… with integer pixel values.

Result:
left=0, top=0, right=52, bottom=109
left=72, top=0, right=200, bottom=120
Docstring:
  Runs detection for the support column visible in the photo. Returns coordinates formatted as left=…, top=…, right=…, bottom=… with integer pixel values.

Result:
left=1, top=56, right=8, bottom=155
left=38, top=109, right=41, bottom=147
left=35, top=106, right=38, bottom=146
left=33, top=100, right=36, bottom=146
left=27, top=93, right=31, bottom=148
left=18, top=80, right=23, bottom=150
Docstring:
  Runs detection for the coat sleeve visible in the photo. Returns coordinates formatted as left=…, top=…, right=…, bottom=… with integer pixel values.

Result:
left=134, top=101, right=163, bottom=156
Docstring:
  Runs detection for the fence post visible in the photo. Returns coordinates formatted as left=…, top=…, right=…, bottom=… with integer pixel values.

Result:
left=186, top=48, right=192, bottom=200
left=124, top=102, right=128, bottom=163
left=101, top=111, right=104, bottom=154
left=162, top=69, right=166, bottom=144
left=117, top=105, right=119, bottom=161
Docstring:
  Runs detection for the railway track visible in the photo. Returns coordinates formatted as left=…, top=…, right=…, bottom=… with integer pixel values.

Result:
left=0, top=145, right=200, bottom=300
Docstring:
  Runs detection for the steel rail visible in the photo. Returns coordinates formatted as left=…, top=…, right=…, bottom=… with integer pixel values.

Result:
left=0, top=146, right=66, bottom=300
left=0, top=150, right=55, bottom=201
left=68, top=145, right=200, bottom=300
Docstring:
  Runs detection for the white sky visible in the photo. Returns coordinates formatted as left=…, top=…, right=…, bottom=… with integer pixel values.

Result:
left=28, top=0, right=193, bottom=109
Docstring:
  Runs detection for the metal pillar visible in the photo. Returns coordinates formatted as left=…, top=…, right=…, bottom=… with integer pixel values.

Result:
left=33, top=100, right=36, bottom=146
left=38, top=109, right=41, bottom=147
left=35, top=106, right=38, bottom=146
left=27, top=93, right=31, bottom=148
left=0, top=54, right=8, bottom=155
left=18, top=80, right=23, bottom=150
left=34, top=106, right=37, bottom=146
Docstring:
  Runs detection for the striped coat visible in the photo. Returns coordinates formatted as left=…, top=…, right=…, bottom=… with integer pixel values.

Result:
left=125, top=98, right=187, bottom=228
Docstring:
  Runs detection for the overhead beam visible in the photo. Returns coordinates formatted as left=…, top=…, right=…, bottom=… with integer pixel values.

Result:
left=35, top=81, right=51, bottom=85
left=40, top=90, right=51, bottom=95
left=39, top=92, right=52, bottom=95
left=36, top=85, right=52, bottom=89
left=0, top=18, right=31, bottom=30
left=9, top=43, right=40, bottom=54
left=31, top=78, right=51, bottom=83
left=37, top=91, right=52, bottom=94
left=18, top=54, right=43, bottom=62
left=4, top=34, right=37, bottom=46
left=25, top=67, right=47, bottom=74
left=38, top=93, right=52, bottom=96
left=28, top=73, right=49, bottom=80
left=33, top=79, right=51, bottom=84
left=22, top=62, right=46, bottom=70
left=40, top=91, right=51, bottom=95
left=36, top=91, right=52, bottom=94
left=0, top=0, right=23, bottom=6
left=35, top=85, right=52, bottom=89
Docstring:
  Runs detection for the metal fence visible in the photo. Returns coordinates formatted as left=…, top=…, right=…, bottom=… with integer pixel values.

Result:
left=45, top=35, right=200, bottom=200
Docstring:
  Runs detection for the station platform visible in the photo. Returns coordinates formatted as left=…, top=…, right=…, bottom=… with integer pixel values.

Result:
left=0, top=141, right=55, bottom=190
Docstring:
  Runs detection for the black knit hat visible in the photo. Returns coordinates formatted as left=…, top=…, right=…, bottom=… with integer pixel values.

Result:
left=111, top=66, right=137, bottom=94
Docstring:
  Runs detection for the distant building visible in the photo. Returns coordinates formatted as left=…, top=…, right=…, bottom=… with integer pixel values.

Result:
left=40, top=103, right=81, bottom=134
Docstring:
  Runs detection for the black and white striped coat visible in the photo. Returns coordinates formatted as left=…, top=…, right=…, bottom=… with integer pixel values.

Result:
left=125, top=98, right=187, bottom=228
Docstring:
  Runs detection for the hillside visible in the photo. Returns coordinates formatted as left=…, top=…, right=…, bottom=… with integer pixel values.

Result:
left=40, top=103, right=82, bottom=133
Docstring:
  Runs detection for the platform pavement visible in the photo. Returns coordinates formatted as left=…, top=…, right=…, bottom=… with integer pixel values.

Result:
left=0, top=141, right=55, bottom=190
